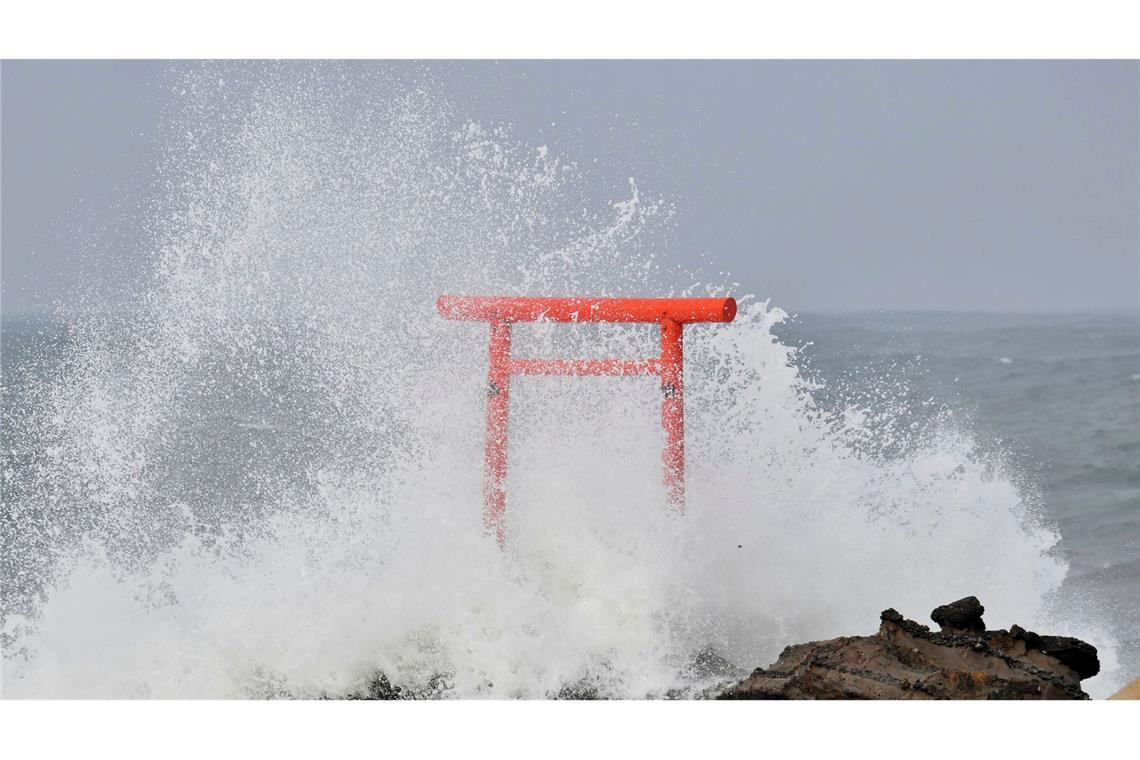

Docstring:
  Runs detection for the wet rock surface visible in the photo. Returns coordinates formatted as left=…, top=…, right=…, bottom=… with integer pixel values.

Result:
left=341, top=672, right=453, bottom=700
left=931, top=595, right=986, bottom=632
left=718, top=597, right=1099, bottom=700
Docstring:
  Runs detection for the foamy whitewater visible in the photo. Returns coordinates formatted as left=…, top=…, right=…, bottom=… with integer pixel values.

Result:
left=0, top=64, right=1121, bottom=698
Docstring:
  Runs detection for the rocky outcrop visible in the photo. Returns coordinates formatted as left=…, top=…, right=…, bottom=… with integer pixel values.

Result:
left=931, top=595, right=986, bottom=632
left=718, top=597, right=1099, bottom=700
left=342, top=672, right=452, bottom=700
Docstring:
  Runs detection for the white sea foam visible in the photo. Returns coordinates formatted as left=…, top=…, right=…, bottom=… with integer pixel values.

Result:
left=1, top=64, right=1118, bottom=698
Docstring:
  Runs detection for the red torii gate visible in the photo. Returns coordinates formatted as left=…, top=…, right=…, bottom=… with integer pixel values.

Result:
left=437, top=295, right=737, bottom=546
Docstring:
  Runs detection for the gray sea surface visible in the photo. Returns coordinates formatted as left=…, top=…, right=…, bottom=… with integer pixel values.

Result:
left=774, top=310, right=1140, bottom=679
left=3, top=309, right=1138, bottom=688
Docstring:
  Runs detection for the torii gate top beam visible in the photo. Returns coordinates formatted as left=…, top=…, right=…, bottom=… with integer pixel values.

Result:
left=436, top=295, right=736, bottom=325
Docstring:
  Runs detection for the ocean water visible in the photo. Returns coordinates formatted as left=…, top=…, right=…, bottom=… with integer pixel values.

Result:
left=2, top=65, right=1137, bottom=698
left=774, top=312, right=1140, bottom=684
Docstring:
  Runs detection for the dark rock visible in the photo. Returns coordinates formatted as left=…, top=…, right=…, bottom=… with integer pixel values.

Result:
left=880, top=608, right=903, bottom=624
left=1010, top=624, right=1041, bottom=649
left=1036, top=636, right=1100, bottom=680
left=931, top=596, right=986, bottom=632
left=348, top=673, right=404, bottom=700
left=1007, top=625, right=1099, bottom=679
left=719, top=598, right=1098, bottom=700
left=556, top=681, right=602, bottom=700
left=342, top=671, right=453, bottom=700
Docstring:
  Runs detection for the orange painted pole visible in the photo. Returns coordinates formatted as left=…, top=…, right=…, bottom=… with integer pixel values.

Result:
left=485, top=321, right=511, bottom=547
left=660, top=318, right=685, bottom=509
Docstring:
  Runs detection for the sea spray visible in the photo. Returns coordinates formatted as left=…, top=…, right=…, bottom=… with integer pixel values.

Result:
left=0, top=63, right=1116, bottom=697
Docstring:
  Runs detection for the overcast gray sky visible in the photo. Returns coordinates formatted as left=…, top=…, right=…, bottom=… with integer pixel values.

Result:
left=2, top=60, right=1137, bottom=315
